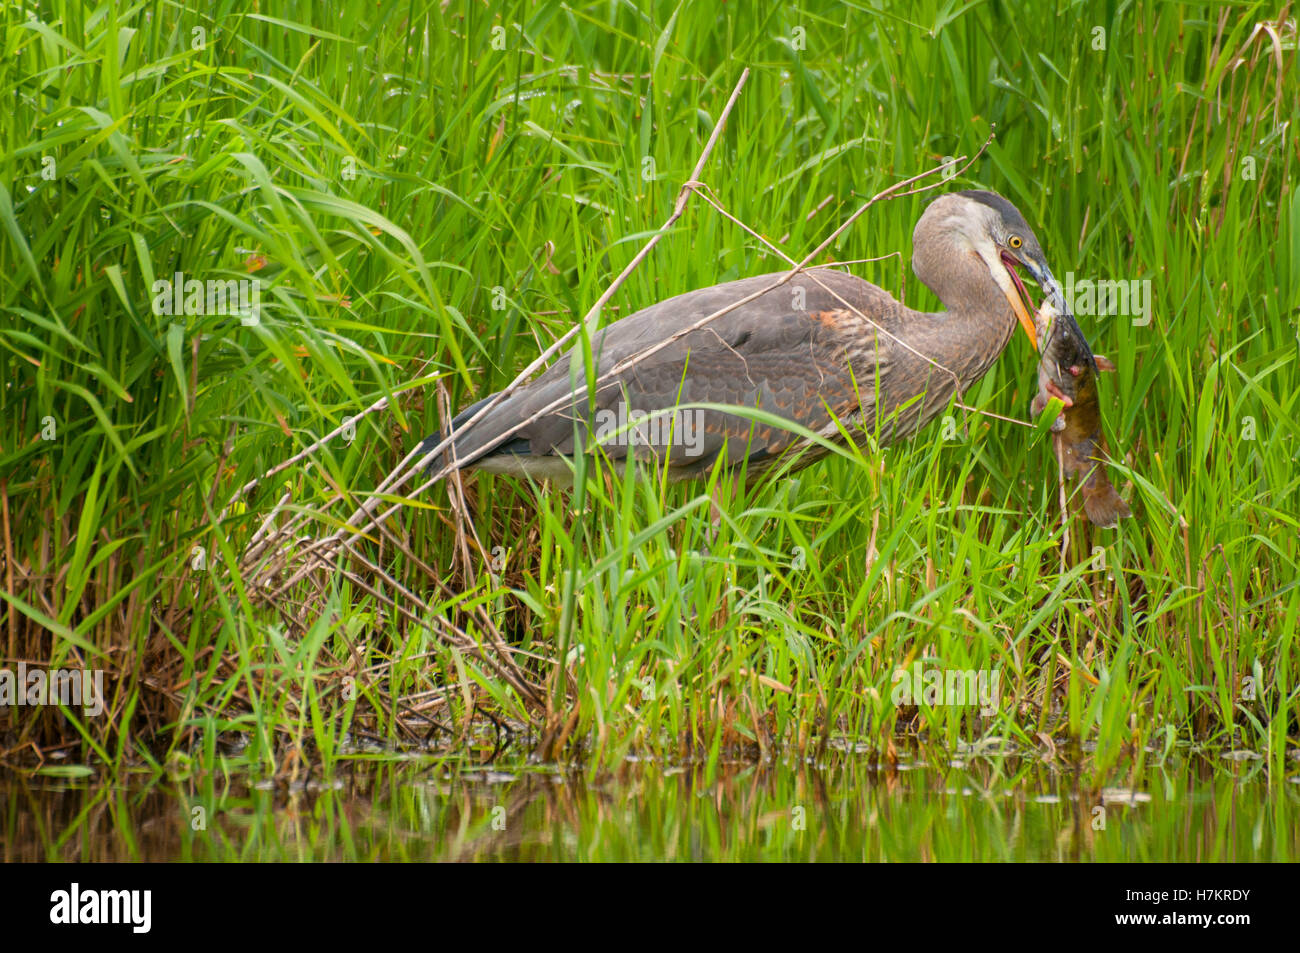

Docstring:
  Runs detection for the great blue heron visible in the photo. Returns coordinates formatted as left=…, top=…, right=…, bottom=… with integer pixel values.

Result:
left=419, top=190, right=1063, bottom=483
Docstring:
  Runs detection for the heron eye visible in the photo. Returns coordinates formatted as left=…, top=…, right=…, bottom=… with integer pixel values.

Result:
left=1009, top=235, right=1023, bottom=249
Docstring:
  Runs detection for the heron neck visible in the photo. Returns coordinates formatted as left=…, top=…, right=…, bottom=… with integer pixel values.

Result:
left=927, top=274, right=1019, bottom=388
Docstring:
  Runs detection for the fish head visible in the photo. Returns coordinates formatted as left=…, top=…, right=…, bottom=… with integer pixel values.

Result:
left=1032, top=295, right=1100, bottom=409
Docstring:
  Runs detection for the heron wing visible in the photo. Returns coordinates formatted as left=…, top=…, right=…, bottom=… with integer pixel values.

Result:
left=444, top=269, right=905, bottom=474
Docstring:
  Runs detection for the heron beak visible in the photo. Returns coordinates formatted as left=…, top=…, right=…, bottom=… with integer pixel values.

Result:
left=999, top=251, right=1040, bottom=351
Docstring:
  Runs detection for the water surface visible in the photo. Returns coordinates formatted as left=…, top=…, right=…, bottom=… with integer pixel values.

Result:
left=5, top=751, right=1295, bottom=862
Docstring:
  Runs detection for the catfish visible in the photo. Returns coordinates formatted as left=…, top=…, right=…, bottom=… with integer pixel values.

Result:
left=1031, top=300, right=1131, bottom=528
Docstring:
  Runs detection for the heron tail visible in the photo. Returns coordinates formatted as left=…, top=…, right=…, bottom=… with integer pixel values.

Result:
left=414, top=393, right=531, bottom=479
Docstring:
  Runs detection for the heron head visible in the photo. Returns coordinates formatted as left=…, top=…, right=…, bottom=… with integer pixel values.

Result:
left=913, top=190, right=1065, bottom=352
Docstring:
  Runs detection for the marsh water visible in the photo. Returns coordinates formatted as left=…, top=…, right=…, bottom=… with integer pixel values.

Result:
left=5, top=750, right=1297, bottom=862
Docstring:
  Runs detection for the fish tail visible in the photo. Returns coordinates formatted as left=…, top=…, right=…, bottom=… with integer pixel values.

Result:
left=1081, top=465, right=1131, bottom=528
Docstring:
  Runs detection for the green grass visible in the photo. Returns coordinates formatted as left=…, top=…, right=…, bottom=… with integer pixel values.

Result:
left=1, top=0, right=1297, bottom=793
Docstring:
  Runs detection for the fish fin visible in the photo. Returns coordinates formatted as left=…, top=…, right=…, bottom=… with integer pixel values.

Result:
left=1094, top=354, right=1117, bottom=372
left=1082, top=473, right=1131, bottom=528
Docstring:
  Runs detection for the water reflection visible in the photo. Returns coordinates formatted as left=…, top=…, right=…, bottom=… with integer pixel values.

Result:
left=4, top=753, right=1295, bottom=861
